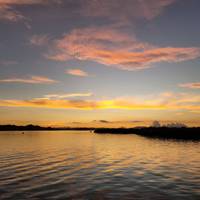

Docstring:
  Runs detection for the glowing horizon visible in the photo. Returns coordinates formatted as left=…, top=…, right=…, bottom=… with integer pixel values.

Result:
left=0, top=0, right=200, bottom=127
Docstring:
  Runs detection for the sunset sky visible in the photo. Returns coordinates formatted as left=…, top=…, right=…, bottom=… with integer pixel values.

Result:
left=0, top=0, right=200, bottom=127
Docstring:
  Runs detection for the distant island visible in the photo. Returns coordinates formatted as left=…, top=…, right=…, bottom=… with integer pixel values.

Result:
left=94, top=121, right=200, bottom=140
left=94, top=127, right=200, bottom=140
left=0, top=124, right=94, bottom=131
left=0, top=123, right=200, bottom=141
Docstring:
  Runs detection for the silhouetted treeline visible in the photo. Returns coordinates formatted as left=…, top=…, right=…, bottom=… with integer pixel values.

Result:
left=94, top=127, right=200, bottom=140
left=1, top=125, right=200, bottom=140
left=0, top=124, right=94, bottom=131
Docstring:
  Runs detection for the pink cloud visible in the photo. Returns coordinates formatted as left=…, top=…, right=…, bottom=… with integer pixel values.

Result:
left=0, top=5, right=24, bottom=21
left=0, top=0, right=60, bottom=22
left=82, top=0, right=177, bottom=22
left=179, top=82, right=200, bottom=89
left=0, top=0, right=176, bottom=23
left=47, top=27, right=200, bottom=71
left=66, top=69, right=89, bottom=77
left=0, top=75, right=57, bottom=84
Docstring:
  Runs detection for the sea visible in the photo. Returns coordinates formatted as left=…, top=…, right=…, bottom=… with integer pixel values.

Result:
left=0, top=131, right=199, bottom=200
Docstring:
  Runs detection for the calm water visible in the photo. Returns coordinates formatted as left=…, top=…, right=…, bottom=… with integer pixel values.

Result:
left=0, top=131, right=199, bottom=200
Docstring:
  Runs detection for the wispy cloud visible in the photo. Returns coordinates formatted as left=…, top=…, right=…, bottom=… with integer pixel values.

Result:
left=0, top=0, right=60, bottom=22
left=179, top=82, right=200, bottom=89
left=93, top=120, right=111, bottom=123
left=30, top=34, right=50, bottom=46
left=0, top=0, right=176, bottom=24
left=66, top=69, right=89, bottom=77
left=0, top=76, right=57, bottom=84
left=82, top=0, right=176, bottom=22
left=0, top=5, right=24, bottom=22
left=47, top=27, right=200, bottom=71
left=44, top=92, right=93, bottom=99
left=0, top=92, right=199, bottom=112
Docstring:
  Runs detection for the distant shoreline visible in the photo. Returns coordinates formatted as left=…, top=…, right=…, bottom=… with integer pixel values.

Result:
left=0, top=124, right=94, bottom=131
left=94, top=127, right=200, bottom=140
left=1, top=125, right=200, bottom=140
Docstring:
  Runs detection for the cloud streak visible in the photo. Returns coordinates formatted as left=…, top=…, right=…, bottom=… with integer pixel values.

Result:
left=82, top=0, right=176, bottom=22
left=0, top=92, right=199, bottom=112
left=44, top=92, right=93, bottom=99
left=0, top=76, right=57, bottom=84
left=179, top=82, right=200, bottom=89
left=0, top=4, right=24, bottom=22
left=0, top=0, right=177, bottom=23
left=66, top=69, right=89, bottom=77
left=0, top=0, right=177, bottom=32
left=0, top=0, right=60, bottom=22
left=48, top=27, right=200, bottom=71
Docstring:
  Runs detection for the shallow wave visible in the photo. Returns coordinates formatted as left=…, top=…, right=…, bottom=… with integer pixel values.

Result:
left=0, top=131, right=199, bottom=200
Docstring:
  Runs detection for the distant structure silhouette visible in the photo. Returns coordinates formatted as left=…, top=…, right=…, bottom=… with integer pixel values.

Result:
left=152, top=121, right=161, bottom=128
left=151, top=121, right=187, bottom=128
left=165, top=122, right=187, bottom=128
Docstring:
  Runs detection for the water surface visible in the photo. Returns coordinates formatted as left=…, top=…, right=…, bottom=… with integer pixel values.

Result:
left=0, top=131, right=199, bottom=199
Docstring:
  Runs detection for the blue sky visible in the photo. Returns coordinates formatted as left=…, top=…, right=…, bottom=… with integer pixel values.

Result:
left=0, top=0, right=200, bottom=126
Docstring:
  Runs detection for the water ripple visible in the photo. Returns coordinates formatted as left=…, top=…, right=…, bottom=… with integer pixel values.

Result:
left=0, top=131, right=199, bottom=200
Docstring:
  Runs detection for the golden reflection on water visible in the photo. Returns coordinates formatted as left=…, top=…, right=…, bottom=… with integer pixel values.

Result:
left=0, top=131, right=199, bottom=199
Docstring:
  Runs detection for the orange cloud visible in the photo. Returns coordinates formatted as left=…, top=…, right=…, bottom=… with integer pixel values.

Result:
left=47, top=27, right=200, bottom=71
left=0, top=92, right=199, bottom=112
left=66, top=69, right=89, bottom=77
left=179, top=82, right=200, bottom=89
left=0, top=76, right=57, bottom=84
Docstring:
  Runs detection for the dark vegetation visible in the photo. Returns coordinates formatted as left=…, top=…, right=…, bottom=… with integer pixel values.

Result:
left=94, top=127, right=200, bottom=140
left=1, top=124, right=200, bottom=140
left=0, top=124, right=94, bottom=131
